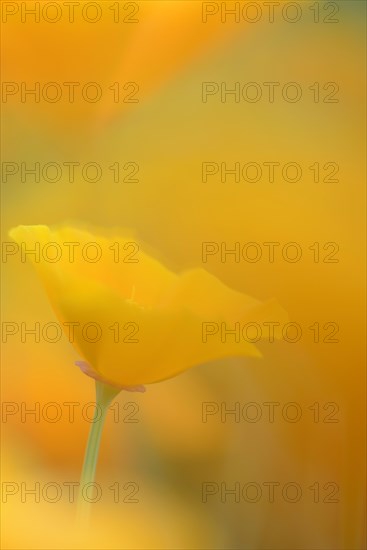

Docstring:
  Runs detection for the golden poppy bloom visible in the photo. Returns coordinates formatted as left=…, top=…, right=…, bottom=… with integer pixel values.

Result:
left=9, top=224, right=287, bottom=389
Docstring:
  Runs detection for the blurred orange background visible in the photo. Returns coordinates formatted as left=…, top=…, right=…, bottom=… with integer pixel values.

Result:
left=1, top=1, right=366, bottom=549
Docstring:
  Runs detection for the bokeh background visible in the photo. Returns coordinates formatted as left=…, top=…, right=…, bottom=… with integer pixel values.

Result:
left=1, top=1, right=366, bottom=548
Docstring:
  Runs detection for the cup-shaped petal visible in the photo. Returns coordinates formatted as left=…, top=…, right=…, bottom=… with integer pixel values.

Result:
left=10, top=224, right=287, bottom=386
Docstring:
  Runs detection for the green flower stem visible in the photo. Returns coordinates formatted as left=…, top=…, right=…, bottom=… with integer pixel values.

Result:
left=76, top=380, right=121, bottom=531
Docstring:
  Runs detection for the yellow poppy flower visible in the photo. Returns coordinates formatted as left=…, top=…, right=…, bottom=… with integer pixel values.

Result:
left=9, top=224, right=287, bottom=388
